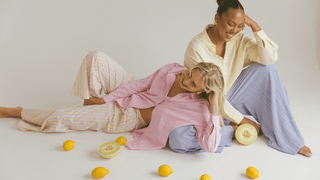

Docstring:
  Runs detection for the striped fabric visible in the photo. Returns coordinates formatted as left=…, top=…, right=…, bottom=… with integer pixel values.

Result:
left=169, top=63, right=305, bottom=155
left=16, top=50, right=146, bottom=133
left=72, top=50, right=134, bottom=99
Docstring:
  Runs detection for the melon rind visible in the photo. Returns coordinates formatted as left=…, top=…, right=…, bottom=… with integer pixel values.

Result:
left=98, top=142, right=121, bottom=158
left=235, top=124, right=257, bottom=145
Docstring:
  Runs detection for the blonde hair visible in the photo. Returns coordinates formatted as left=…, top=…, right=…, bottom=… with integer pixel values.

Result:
left=190, top=62, right=226, bottom=127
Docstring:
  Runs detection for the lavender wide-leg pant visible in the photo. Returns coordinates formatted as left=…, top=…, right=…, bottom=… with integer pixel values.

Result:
left=168, top=63, right=305, bottom=155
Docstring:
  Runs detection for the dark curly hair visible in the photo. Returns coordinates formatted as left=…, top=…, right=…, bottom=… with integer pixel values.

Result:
left=217, top=0, right=244, bottom=16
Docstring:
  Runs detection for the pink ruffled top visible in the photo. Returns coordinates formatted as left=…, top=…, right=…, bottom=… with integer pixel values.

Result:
left=103, top=63, right=221, bottom=153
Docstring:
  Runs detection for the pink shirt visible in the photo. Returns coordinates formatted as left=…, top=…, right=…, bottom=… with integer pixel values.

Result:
left=103, top=63, right=221, bottom=153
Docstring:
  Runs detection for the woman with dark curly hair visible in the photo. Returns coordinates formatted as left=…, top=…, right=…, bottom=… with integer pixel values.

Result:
left=168, top=0, right=312, bottom=157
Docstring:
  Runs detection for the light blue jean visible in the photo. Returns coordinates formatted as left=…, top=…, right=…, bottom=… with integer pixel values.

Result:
left=168, top=63, right=305, bottom=155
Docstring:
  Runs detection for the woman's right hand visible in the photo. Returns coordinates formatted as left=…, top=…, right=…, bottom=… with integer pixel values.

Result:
left=239, top=117, right=261, bottom=135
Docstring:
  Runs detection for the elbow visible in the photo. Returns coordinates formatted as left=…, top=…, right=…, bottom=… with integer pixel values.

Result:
left=202, top=138, right=221, bottom=153
left=205, top=146, right=217, bottom=153
left=259, top=53, right=278, bottom=66
left=204, top=142, right=219, bottom=153
left=266, top=54, right=278, bottom=65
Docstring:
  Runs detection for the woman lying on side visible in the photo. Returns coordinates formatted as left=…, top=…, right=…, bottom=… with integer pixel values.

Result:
left=0, top=50, right=227, bottom=152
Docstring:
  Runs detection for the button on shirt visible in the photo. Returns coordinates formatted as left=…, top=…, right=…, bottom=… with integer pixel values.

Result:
left=184, top=24, right=279, bottom=124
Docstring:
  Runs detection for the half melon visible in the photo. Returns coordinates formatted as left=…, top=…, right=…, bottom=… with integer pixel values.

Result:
left=235, top=124, right=257, bottom=145
left=98, top=142, right=120, bottom=158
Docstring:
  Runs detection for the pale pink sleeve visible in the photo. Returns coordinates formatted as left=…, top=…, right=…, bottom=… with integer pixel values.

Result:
left=103, top=65, right=165, bottom=103
left=195, top=114, right=221, bottom=153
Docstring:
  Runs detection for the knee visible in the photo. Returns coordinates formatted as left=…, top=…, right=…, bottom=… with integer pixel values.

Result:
left=168, top=126, right=204, bottom=154
left=249, top=63, right=278, bottom=75
left=169, top=126, right=195, bottom=148
left=168, top=125, right=196, bottom=140
left=86, top=50, right=103, bottom=60
left=88, top=50, right=102, bottom=56
left=84, top=50, right=110, bottom=66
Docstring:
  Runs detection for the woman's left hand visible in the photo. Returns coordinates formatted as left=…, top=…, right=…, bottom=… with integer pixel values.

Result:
left=244, top=14, right=254, bottom=27
left=83, top=98, right=105, bottom=106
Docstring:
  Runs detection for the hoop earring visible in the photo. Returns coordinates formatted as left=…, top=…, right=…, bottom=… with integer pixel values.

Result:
left=214, top=22, right=217, bottom=25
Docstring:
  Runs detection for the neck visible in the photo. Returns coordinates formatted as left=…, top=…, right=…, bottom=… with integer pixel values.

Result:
left=209, top=25, right=225, bottom=47
left=168, top=74, right=188, bottom=97
left=176, top=74, right=188, bottom=93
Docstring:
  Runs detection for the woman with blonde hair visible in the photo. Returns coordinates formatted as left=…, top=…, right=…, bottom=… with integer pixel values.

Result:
left=0, top=50, right=227, bottom=152
left=168, top=0, right=312, bottom=157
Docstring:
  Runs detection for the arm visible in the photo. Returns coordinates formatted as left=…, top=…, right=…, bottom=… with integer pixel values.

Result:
left=195, top=114, right=221, bottom=153
left=245, top=15, right=262, bottom=33
left=243, top=15, right=279, bottom=65
left=223, top=99, right=244, bottom=124
left=194, top=91, right=221, bottom=153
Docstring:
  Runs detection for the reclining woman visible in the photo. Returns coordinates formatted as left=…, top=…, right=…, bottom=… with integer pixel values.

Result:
left=0, top=50, right=227, bottom=152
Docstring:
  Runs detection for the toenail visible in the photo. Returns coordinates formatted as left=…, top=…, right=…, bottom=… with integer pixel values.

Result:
left=307, top=153, right=313, bottom=157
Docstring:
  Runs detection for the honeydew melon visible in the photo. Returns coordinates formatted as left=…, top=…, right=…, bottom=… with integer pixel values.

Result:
left=235, top=124, right=257, bottom=145
left=98, top=142, right=120, bottom=158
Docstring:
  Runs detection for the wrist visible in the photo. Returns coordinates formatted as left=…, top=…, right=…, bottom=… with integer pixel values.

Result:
left=100, top=98, right=106, bottom=104
left=249, top=21, right=261, bottom=32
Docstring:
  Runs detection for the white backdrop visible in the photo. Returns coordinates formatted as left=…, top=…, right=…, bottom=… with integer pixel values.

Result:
left=0, top=0, right=319, bottom=109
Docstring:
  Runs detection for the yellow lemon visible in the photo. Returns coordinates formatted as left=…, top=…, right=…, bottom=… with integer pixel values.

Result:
left=92, top=167, right=109, bottom=179
left=200, top=174, right=211, bottom=180
left=158, top=165, right=173, bottom=177
left=199, top=174, right=211, bottom=180
left=116, top=136, right=127, bottom=146
left=246, top=166, right=259, bottom=179
left=63, top=140, right=75, bottom=151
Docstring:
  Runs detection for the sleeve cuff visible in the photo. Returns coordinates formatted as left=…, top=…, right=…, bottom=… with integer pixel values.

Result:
left=254, top=29, right=268, bottom=40
left=103, top=93, right=116, bottom=103
left=253, top=30, right=268, bottom=50
left=233, top=111, right=244, bottom=124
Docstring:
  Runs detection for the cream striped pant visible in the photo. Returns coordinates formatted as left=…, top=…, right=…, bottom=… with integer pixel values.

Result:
left=17, top=50, right=146, bottom=133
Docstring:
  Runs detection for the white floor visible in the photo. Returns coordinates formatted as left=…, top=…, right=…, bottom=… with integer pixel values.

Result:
left=1, top=88, right=320, bottom=180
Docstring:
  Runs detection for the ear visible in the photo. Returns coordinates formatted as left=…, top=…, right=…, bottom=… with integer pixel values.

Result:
left=214, top=13, right=220, bottom=23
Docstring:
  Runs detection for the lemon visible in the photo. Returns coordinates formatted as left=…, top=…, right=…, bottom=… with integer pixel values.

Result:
left=92, top=167, right=109, bottom=179
left=200, top=174, right=211, bottom=180
left=235, top=124, right=257, bottom=145
left=158, top=165, right=173, bottom=177
left=63, top=140, right=75, bottom=151
left=116, top=136, right=127, bottom=146
left=246, top=166, right=259, bottom=179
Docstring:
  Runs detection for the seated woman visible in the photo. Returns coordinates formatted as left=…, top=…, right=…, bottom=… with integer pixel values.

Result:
left=168, top=0, right=312, bottom=157
left=0, top=50, right=227, bottom=153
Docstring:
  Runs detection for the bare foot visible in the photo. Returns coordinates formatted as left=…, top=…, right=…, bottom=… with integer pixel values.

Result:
left=0, top=107, right=9, bottom=118
left=0, top=107, right=22, bottom=118
left=298, top=145, right=313, bottom=157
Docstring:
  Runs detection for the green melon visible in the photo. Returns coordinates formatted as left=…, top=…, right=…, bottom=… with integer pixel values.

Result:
left=98, top=142, right=120, bottom=158
left=235, top=124, right=257, bottom=145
